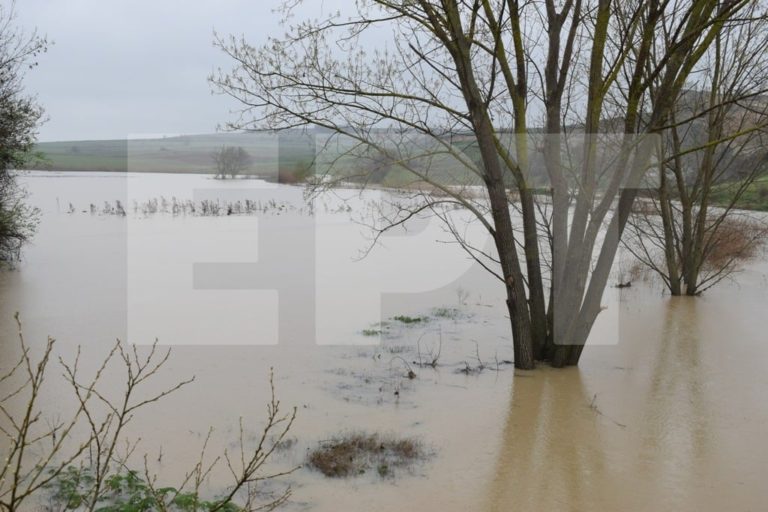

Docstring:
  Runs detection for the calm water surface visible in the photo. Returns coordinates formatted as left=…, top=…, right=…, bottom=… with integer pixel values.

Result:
left=1, top=172, right=767, bottom=511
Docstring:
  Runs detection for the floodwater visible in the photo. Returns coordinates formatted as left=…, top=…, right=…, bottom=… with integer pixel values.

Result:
left=1, top=171, right=767, bottom=511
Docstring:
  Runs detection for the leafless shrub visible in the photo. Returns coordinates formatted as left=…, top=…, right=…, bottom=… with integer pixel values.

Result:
left=615, top=257, right=649, bottom=287
left=456, top=341, right=487, bottom=375
left=0, top=314, right=296, bottom=512
left=702, top=216, right=768, bottom=272
left=388, top=357, right=416, bottom=381
left=213, top=146, right=252, bottom=179
left=139, top=371, right=298, bottom=512
left=415, top=330, right=442, bottom=369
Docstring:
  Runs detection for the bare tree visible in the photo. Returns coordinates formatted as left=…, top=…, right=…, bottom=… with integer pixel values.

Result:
left=212, top=0, right=754, bottom=368
left=0, top=1, right=47, bottom=265
left=213, top=145, right=252, bottom=179
left=626, top=4, right=768, bottom=295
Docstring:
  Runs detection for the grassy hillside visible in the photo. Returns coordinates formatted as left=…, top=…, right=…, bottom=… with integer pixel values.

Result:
left=34, top=138, right=129, bottom=172
left=31, top=132, right=483, bottom=188
left=32, top=133, right=768, bottom=211
left=32, top=133, right=316, bottom=176
left=709, top=174, right=768, bottom=211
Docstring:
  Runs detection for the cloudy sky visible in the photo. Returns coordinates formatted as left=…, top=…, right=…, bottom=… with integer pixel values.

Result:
left=15, top=0, right=346, bottom=142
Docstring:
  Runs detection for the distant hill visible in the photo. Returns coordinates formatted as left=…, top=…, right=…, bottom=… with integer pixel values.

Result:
left=29, top=128, right=768, bottom=211
left=29, top=131, right=483, bottom=188
left=31, top=132, right=316, bottom=176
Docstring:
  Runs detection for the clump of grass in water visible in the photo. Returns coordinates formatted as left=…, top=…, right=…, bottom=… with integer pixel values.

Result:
left=432, top=307, right=460, bottom=319
left=361, top=328, right=381, bottom=336
left=307, top=432, right=425, bottom=478
left=392, top=315, right=426, bottom=324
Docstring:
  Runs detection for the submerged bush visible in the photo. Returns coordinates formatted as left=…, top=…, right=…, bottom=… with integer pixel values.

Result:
left=702, top=216, right=768, bottom=271
left=392, top=315, right=426, bottom=324
left=307, top=432, right=425, bottom=478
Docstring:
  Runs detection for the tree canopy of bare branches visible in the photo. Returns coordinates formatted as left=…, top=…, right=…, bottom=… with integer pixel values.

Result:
left=213, top=146, right=253, bottom=179
left=626, top=1, right=768, bottom=295
left=212, top=0, right=758, bottom=368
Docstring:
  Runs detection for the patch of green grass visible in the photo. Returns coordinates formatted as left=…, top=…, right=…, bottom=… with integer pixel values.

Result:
left=31, top=134, right=312, bottom=176
left=361, top=328, right=382, bottom=336
left=392, top=315, right=426, bottom=324
left=709, top=174, right=768, bottom=211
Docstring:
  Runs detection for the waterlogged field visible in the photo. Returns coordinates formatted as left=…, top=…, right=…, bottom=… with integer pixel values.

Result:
left=1, top=172, right=767, bottom=511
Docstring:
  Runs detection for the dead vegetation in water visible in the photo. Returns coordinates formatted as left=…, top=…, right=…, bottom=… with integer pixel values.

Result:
left=63, top=196, right=357, bottom=218
left=390, top=356, right=418, bottom=380
left=415, top=330, right=442, bottom=368
left=1, top=314, right=298, bottom=512
left=615, top=258, right=649, bottom=288
left=307, top=432, right=426, bottom=478
left=702, top=216, right=768, bottom=271
left=455, top=341, right=511, bottom=374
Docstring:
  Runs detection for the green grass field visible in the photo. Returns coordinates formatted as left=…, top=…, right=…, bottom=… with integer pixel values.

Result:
left=708, top=174, right=768, bottom=211
left=32, top=133, right=316, bottom=175
left=31, top=132, right=484, bottom=188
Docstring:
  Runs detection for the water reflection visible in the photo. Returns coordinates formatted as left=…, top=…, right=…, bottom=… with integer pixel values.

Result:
left=638, top=297, right=712, bottom=507
left=488, top=369, right=606, bottom=511
left=487, top=294, right=763, bottom=511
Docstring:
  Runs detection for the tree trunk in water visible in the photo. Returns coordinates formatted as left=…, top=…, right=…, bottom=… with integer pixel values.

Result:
left=488, top=180, right=536, bottom=370
left=550, top=345, right=571, bottom=368
left=659, top=166, right=683, bottom=296
left=669, top=275, right=683, bottom=297
left=505, top=284, right=535, bottom=369
left=449, top=35, right=537, bottom=369
left=519, top=187, right=548, bottom=359
left=684, top=274, right=700, bottom=296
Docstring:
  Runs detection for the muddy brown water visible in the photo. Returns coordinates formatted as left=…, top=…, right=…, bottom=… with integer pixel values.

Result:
left=1, top=172, right=767, bottom=511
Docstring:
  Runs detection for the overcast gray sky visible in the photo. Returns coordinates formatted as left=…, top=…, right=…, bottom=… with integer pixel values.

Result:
left=15, top=0, right=346, bottom=142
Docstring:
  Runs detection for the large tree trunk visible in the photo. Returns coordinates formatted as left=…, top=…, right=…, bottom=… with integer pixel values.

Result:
left=446, top=14, right=537, bottom=369
left=520, top=186, right=548, bottom=360
left=504, top=278, right=535, bottom=370
left=486, top=146, right=536, bottom=370
left=659, top=167, right=683, bottom=296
